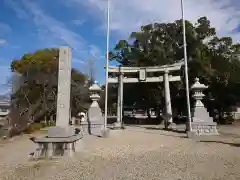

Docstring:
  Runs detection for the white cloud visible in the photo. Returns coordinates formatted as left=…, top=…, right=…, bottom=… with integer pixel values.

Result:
left=0, top=22, right=11, bottom=45
left=72, top=58, right=85, bottom=64
left=68, top=0, right=240, bottom=42
left=0, top=23, right=12, bottom=35
left=4, top=0, right=103, bottom=60
left=21, top=0, right=87, bottom=51
left=89, top=45, right=104, bottom=58
left=0, top=39, right=7, bottom=45
left=3, top=0, right=28, bottom=19
left=72, top=19, right=86, bottom=26
left=0, top=65, right=11, bottom=94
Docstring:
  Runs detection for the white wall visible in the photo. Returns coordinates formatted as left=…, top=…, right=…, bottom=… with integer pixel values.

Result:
left=232, top=107, right=240, bottom=120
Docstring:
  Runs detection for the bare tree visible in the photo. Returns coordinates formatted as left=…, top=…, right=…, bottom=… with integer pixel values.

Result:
left=6, top=71, right=58, bottom=137
left=86, top=56, right=96, bottom=84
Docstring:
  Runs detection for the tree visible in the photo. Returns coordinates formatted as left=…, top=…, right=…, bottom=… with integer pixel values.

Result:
left=8, top=48, right=90, bottom=135
left=99, top=84, right=118, bottom=115
left=71, top=68, right=90, bottom=116
left=86, top=56, right=96, bottom=84
left=109, top=16, right=240, bottom=123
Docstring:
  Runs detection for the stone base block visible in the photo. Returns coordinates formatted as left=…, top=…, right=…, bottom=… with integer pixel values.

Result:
left=89, top=123, right=103, bottom=137
left=191, top=122, right=218, bottom=136
left=187, top=131, right=197, bottom=139
left=81, top=121, right=109, bottom=137
left=112, top=122, right=124, bottom=130
left=163, top=122, right=177, bottom=130
left=47, top=126, right=76, bottom=138
left=101, top=128, right=110, bottom=138
left=168, top=123, right=177, bottom=130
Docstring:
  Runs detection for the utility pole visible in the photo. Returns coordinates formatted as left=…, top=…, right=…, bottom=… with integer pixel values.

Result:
left=181, top=0, right=192, bottom=132
left=103, top=0, right=110, bottom=133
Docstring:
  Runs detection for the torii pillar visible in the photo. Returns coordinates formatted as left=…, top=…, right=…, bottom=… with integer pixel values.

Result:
left=114, top=72, right=124, bottom=129
left=164, top=70, right=173, bottom=128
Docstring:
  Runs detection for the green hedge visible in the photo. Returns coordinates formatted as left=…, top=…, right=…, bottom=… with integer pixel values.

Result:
left=24, top=121, right=56, bottom=134
left=24, top=123, right=42, bottom=134
left=40, top=121, right=56, bottom=128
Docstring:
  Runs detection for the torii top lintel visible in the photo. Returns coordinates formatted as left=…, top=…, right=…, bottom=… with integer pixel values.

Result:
left=107, top=60, right=184, bottom=73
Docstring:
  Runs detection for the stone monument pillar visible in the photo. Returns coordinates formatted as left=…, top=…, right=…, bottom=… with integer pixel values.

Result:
left=48, top=46, right=75, bottom=137
left=87, top=81, right=109, bottom=137
left=190, top=78, right=218, bottom=135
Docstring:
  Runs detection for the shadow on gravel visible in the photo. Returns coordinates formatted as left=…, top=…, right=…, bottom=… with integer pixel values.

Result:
left=218, top=132, right=240, bottom=139
left=124, top=126, right=187, bottom=139
left=145, top=127, right=186, bottom=134
left=199, top=140, right=240, bottom=147
left=125, top=125, right=186, bottom=134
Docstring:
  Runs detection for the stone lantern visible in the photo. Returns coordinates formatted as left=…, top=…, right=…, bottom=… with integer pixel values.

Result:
left=191, top=78, right=218, bottom=135
left=89, top=80, right=102, bottom=108
left=87, top=81, right=108, bottom=137
left=192, top=77, right=208, bottom=112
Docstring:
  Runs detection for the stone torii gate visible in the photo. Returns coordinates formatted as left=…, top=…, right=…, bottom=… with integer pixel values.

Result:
left=107, top=61, right=184, bottom=128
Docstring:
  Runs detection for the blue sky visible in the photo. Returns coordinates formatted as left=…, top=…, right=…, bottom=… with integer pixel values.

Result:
left=0, top=0, right=121, bottom=94
left=0, top=0, right=239, bottom=95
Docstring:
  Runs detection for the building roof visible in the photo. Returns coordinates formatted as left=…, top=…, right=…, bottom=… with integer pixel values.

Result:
left=0, top=101, right=10, bottom=107
left=0, top=95, right=10, bottom=107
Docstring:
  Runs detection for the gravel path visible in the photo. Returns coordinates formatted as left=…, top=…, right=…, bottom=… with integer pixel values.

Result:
left=0, top=126, right=240, bottom=180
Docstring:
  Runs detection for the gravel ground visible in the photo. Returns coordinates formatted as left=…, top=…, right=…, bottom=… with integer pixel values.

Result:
left=0, top=126, right=240, bottom=180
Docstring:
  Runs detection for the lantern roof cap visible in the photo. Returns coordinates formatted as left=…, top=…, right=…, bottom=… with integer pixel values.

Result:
left=89, top=81, right=101, bottom=91
left=191, top=77, right=208, bottom=89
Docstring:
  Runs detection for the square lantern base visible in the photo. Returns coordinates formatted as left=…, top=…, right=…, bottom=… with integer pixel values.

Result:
left=190, top=121, right=219, bottom=136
